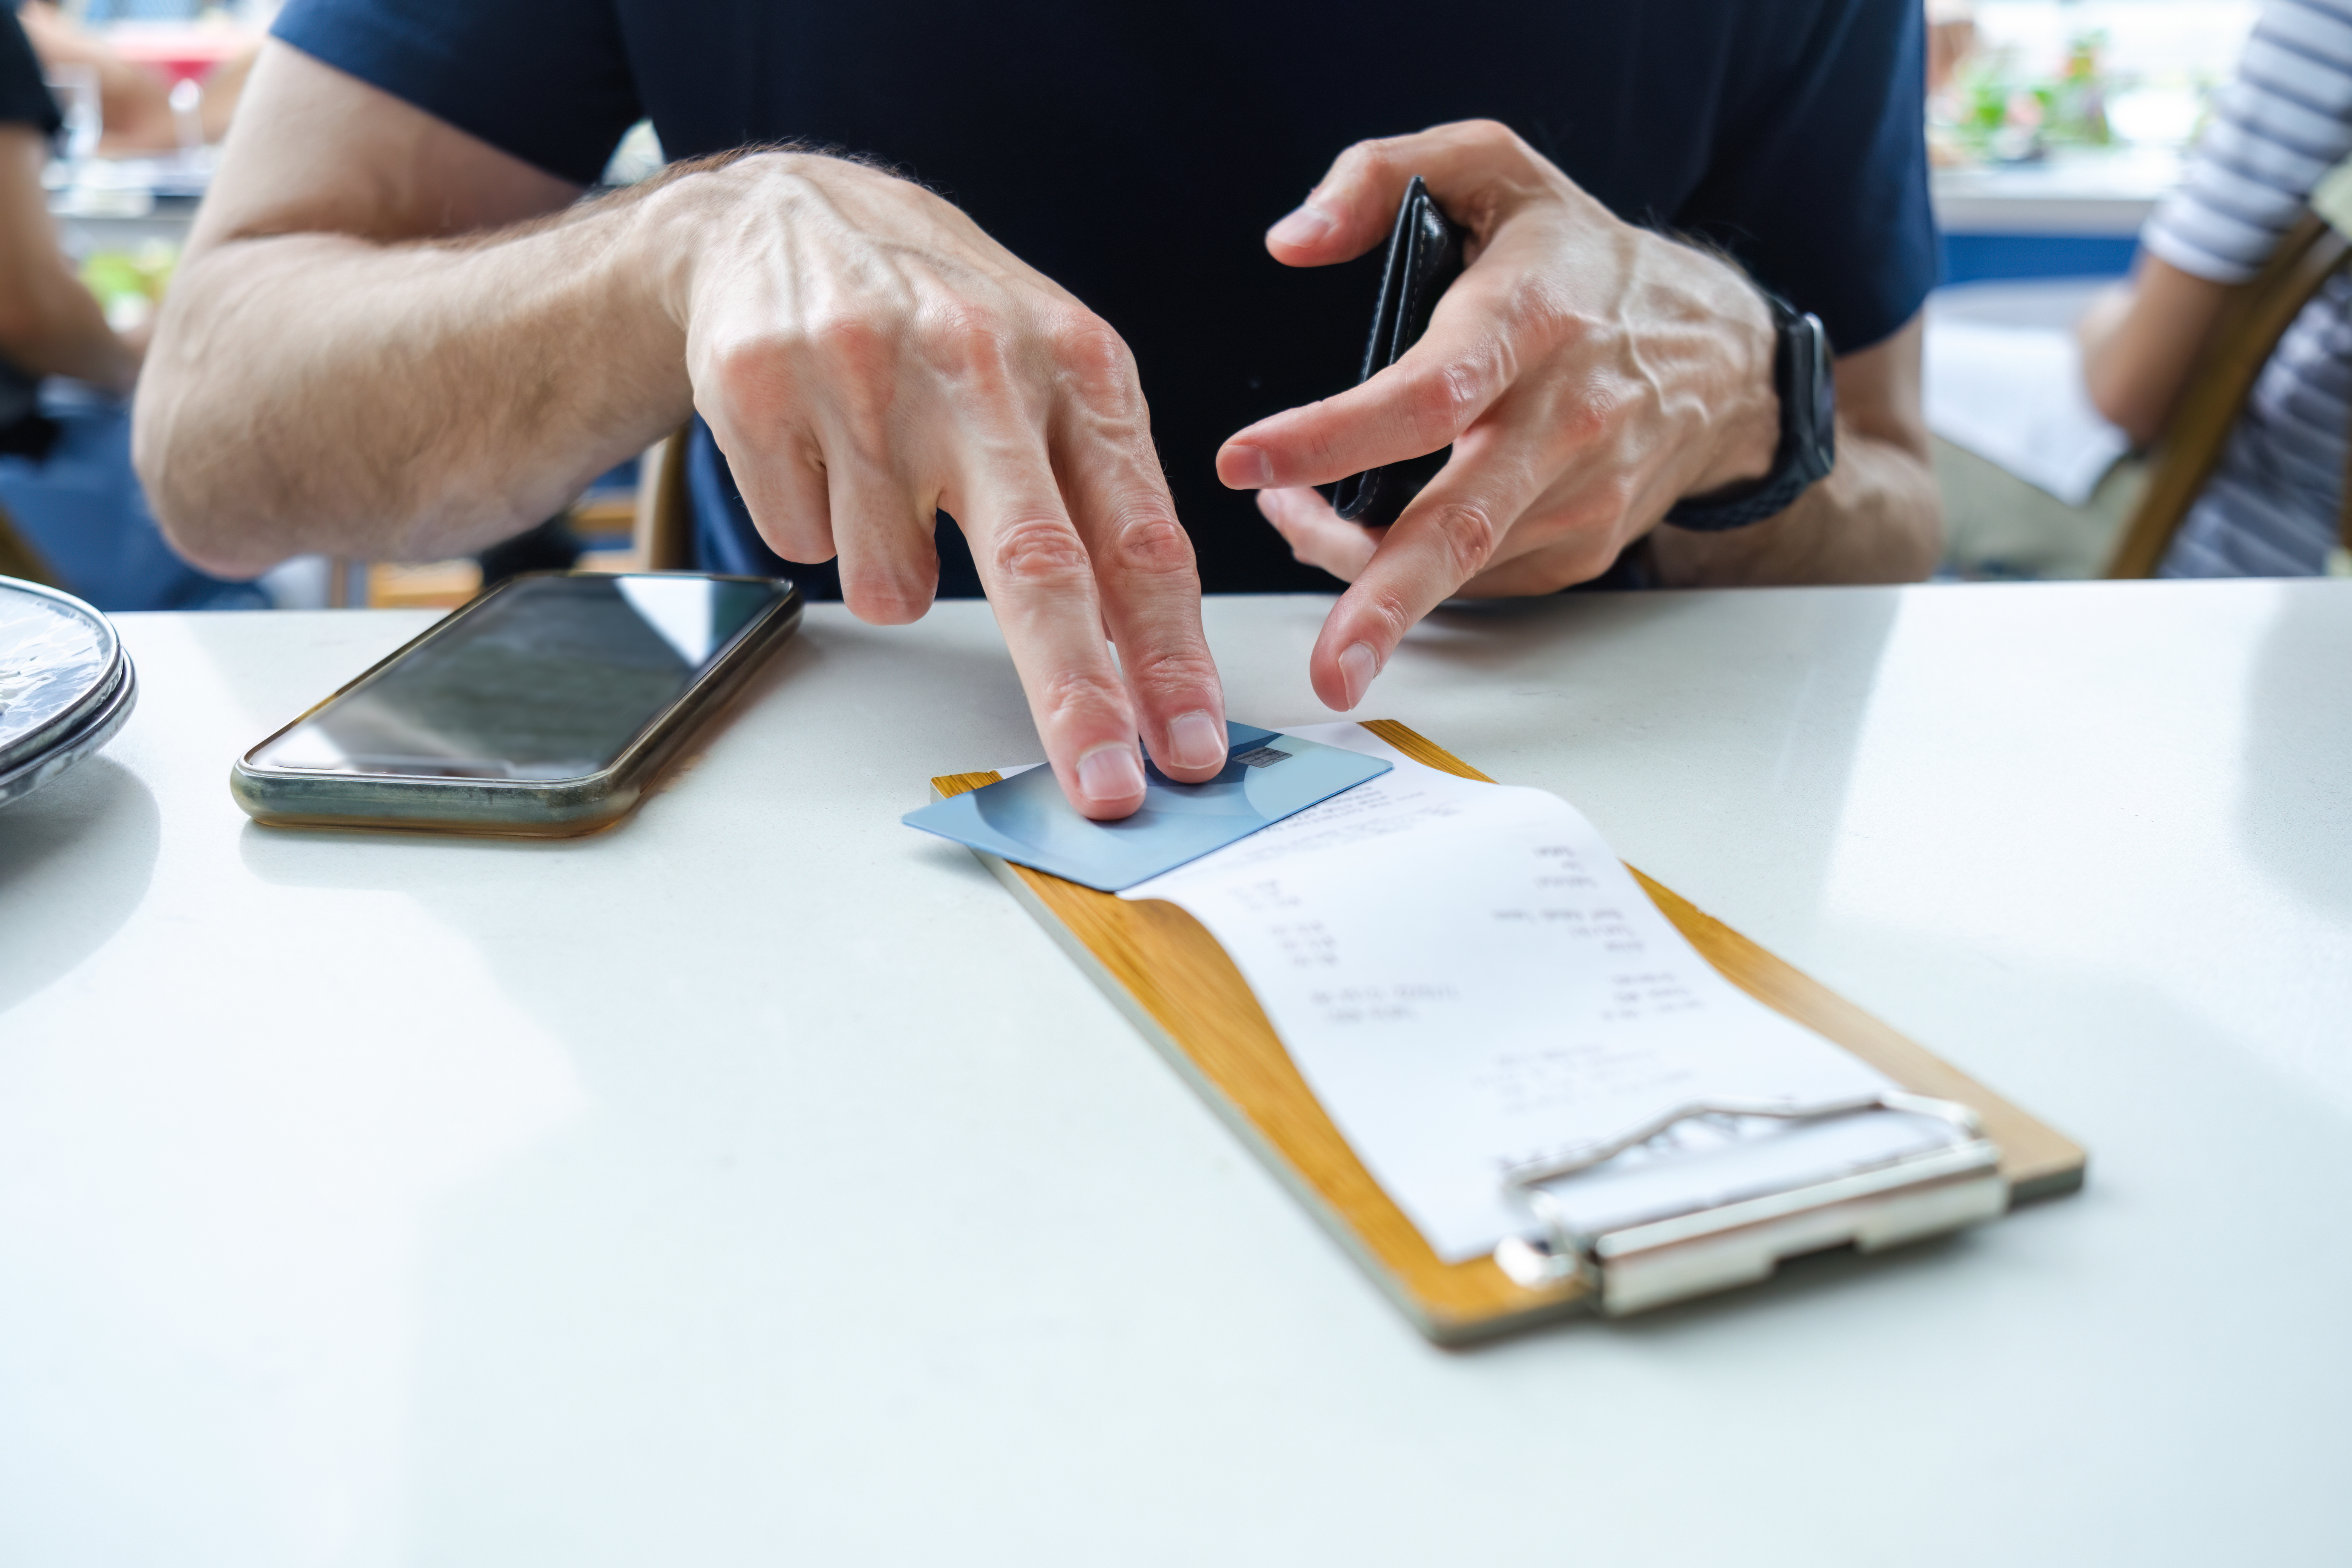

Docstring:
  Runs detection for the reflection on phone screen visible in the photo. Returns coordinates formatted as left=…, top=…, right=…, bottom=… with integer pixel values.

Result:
left=251, top=575, right=790, bottom=781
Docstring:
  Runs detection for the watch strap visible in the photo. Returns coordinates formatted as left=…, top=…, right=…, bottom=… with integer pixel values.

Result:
left=1663, top=292, right=1836, bottom=533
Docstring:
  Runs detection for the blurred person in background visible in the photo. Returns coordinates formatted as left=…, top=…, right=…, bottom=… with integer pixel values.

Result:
left=2079, top=0, right=2352, bottom=576
left=2, top=6, right=136, bottom=451
left=1926, top=1, right=1978, bottom=111
left=16, top=2, right=253, bottom=153
left=0, top=3, right=260, bottom=606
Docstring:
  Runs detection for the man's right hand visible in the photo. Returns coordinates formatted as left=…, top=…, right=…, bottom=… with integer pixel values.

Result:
left=140, top=47, right=1225, bottom=819
left=649, top=153, right=1227, bottom=815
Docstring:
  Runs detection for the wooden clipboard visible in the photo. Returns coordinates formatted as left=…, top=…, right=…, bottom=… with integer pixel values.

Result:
left=933, top=720, right=2086, bottom=1342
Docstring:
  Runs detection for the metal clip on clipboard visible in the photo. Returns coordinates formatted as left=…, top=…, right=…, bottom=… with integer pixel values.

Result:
left=1491, top=1091, right=2007, bottom=1316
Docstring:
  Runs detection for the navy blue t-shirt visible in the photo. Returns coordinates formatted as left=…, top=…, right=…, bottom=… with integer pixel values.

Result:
left=273, top=0, right=1933, bottom=595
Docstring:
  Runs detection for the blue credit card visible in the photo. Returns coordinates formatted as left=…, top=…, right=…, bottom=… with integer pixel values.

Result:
left=904, top=722, right=1391, bottom=892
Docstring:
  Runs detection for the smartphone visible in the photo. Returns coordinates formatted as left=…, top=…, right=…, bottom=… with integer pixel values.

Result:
left=233, top=571, right=803, bottom=836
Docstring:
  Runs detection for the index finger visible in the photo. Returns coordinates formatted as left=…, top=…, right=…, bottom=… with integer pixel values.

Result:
left=1303, top=409, right=1559, bottom=711
left=948, top=453, right=1154, bottom=821
left=1046, top=328, right=1227, bottom=787
left=1216, top=268, right=1517, bottom=492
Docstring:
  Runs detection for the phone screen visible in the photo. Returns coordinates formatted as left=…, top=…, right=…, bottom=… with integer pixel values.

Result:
left=251, top=574, right=793, bottom=781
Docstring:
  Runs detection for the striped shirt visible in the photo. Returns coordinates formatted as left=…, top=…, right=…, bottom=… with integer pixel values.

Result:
left=2142, top=0, right=2352, bottom=576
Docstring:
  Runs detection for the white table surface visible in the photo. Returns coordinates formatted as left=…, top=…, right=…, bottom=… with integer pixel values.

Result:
left=4, top=583, right=2349, bottom=1566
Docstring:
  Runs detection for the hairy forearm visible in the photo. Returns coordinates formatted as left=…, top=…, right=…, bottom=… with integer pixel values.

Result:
left=134, top=181, right=694, bottom=576
left=1647, top=423, right=1942, bottom=586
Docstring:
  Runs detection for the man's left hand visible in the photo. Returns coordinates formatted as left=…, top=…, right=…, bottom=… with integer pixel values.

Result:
left=1217, top=120, right=1784, bottom=712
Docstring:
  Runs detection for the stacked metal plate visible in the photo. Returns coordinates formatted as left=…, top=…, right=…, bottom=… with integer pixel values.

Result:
left=0, top=576, right=139, bottom=810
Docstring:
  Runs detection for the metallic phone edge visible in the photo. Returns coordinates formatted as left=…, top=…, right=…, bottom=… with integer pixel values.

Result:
left=229, top=573, right=803, bottom=838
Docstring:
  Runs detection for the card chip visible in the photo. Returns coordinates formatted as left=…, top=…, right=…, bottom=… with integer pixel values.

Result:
left=1233, top=746, right=1292, bottom=769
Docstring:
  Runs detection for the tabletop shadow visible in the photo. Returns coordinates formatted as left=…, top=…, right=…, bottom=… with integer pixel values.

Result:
left=0, top=756, right=162, bottom=1013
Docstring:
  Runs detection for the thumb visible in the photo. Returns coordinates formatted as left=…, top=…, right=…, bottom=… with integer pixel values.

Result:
left=1265, top=142, right=1419, bottom=268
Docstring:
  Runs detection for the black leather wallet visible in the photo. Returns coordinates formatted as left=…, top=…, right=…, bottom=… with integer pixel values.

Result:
left=1331, top=175, right=1465, bottom=529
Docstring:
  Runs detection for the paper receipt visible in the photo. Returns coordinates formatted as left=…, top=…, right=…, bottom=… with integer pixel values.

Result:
left=1121, top=724, right=1953, bottom=1264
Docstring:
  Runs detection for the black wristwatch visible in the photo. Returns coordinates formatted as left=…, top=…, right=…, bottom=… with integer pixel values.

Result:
left=1663, top=291, right=1836, bottom=532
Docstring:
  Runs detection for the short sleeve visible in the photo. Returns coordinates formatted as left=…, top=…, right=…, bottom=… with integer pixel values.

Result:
left=0, top=11, right=63, bottom=138
left=2142, top=0, right=2352, bottom=285
left=271, top=0, right=640, bottom=185
left=1680, top=0, right=1937, bottom=354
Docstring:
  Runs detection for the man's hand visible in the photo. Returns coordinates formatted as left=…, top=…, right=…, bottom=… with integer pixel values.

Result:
left=655, top=154, right=1227, bottom=815
left=1217, top=121, right=1786, bottom=712
left=139, top=46, right=1224, bottom=820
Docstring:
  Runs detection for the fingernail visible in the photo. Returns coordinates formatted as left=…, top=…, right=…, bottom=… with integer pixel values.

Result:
left=1078, top=744, right=1146, bottom=805
left=1166, top=710, right=1226, bottom=772
left=1338, top=643, right=1380, bottom=709
left=1268, top=201, right=1335, bottom=248
left=1224, top=444, right=1274, bottom=488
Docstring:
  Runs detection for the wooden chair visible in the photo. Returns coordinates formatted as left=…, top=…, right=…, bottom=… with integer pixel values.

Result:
left=631, top=426, right=694, bottom=570
left=2105, top=211, right=2352, bottom=576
